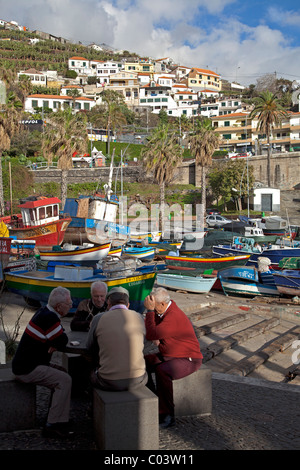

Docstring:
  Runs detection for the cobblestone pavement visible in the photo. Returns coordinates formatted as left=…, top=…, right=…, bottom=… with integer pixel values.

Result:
left=0, top=371, right=299, bottom=452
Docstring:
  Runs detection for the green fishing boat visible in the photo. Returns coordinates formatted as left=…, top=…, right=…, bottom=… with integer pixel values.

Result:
left=5, top=264, right=157, bottom=313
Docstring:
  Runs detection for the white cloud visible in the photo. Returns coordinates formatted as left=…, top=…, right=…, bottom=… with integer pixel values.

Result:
left=1, top=0, right=300, bottom=85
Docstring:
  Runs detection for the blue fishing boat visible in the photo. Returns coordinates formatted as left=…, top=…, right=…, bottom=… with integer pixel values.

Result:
left=212, top=237, right=300, bottom=268
left=217, top=264, right=279, bottom=297
left=156, top=271, right=217, bottom=293
left=271, top=269, right=300, bottom=296
left=122, top=245, right=155, bottom=261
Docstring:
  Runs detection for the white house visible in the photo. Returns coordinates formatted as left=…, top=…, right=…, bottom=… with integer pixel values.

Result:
left=25, top=94, right=96, bottom=113
left=68, top=56, right=91, bottom=75
left=18, top=68, right=47, bottom=86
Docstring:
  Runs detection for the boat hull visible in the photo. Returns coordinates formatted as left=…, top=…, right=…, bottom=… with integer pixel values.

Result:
left=217, top=265, right=279, bottom=297
left=5, top=269, right=157, bottom=313
left=213, top=245, right=300, bottom=268
left=123, top=247, right=155, bottom=261
left=165, top=254, right=250, bottom=271
left=156, top=272, right=216, bottom=293
left=39, top=242, right=111, bottom=263
left=8, top=218, right=71, bottom=247
left=272, top=270, right=300, bottom=296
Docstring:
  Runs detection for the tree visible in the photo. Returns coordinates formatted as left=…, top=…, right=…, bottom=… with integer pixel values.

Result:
left=42, top=107, right=88, bottom=207
left=141, top=124, right=183, bottom=232
left=189, top=118, right=220, bottom=227
left=100, top=90, right=127, bottom=156
left=0, top=69, right=24, bottom=215
left=249, top=91, right=287, bottom=187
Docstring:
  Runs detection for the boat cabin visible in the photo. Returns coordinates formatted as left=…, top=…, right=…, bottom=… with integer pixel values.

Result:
left=18, top=197, right=61, bottom=227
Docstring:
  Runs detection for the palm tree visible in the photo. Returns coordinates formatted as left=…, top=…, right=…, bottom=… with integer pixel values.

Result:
left=249, top=91, right=287, bottom=187
left=141, top=124, right=183, bottom=233
left=42, top=107, right=88, bottom=207
left=189, top=118, right=220, bottom=228
left=101, top=90, right=127, bottom=156
left=0, top=69, right=23, bottom=215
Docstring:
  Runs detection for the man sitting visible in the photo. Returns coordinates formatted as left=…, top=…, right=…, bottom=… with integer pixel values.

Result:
left=86, top=286, right=147, bottom=391
left=71, top=280, right=107, bottom=331
left=144, top=287, right=203, bottom=428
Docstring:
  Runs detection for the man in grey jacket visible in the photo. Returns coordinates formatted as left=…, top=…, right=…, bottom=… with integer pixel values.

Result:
left=86, top=286, right=147, bottom=391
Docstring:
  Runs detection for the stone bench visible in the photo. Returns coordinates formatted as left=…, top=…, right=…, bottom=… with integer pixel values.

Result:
left=172, top=365, right=212, bottom=417
left=93, top=386, right=159, bottom=450
left=0, top=367, right=36, bottom=432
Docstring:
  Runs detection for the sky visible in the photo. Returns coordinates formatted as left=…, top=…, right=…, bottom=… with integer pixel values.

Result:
left=1, top=0, right=300, bottom=86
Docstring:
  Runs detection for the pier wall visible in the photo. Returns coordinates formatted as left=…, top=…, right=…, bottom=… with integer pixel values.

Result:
left=30, top=152, right=300, bottom=190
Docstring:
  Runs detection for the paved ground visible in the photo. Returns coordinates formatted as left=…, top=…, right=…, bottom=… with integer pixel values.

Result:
left=0, top=288, right=299, bottom=452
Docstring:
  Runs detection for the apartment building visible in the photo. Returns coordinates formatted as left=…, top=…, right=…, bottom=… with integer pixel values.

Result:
left=187, top=68, right=222, bottom=92
left=108, top=71, right=139, bottom=106
left=211, top=111, right=300, bottom=154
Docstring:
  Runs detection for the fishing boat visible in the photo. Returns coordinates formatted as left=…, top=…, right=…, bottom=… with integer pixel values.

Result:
left=156, top=271, right=217, bottom=294
left=0, top=237, right=12, bottom=281
left=5, top=263, right=157, bottom=313
left=271, top=269, right=300, bottom=296
left=108, top=246, right=122, bottom=258
left=122, top=245, right=155, bottom=261
left=38, top=242, right=111, bottom=265
left=217, top=262, right=279, bottom=297
left=63, top=152, right=131, bottom=246
left=1, top=196, right=71, bottom=247
left=212, top=237, right=300, bottom=268
left=165, top=253, right=251, bottom=271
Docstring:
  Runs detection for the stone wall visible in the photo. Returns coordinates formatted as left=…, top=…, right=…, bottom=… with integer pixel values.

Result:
left=30, top=152, right=300, bottom=190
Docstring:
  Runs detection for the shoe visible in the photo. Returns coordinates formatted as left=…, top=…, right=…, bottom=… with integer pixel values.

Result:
left=159, top=415, right=176, bottom=428
left=42, top=423, right=75, bottom=439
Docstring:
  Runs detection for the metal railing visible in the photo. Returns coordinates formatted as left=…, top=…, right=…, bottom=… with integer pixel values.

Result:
left=27, top=162, right=58, bottom=170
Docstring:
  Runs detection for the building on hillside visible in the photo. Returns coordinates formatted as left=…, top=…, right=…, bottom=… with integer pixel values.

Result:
left=108, top=71, right=139, bottom=106
left=211, top=111, right=300, bottom=155
left=68, top=56, right=91, bottom=75
left=18, top=68, right=47, bottom=86
left=95, top=60, right=124, bottom=84
left=25, top=94, right=96, bottom=113
left=123, top=60, right=155, bottom=74
left=187, top=68, right=221, bottom=92
left=60, top=84, right=84, bottom=96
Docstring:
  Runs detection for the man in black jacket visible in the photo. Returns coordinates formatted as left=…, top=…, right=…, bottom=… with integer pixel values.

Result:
left=70, top=280, right=107, bottom=331
left=12, top=286, right=74, bottom=439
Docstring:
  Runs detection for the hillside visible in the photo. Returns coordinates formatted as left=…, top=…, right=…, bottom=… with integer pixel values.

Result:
left=0, top=28, right=138, bottom=75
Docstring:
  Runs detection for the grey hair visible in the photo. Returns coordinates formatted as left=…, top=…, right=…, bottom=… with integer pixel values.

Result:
left=48, top=286, right=71, bottom=307
left=151, top=287, right=170, bottom=303
left=91, top=281, right=108, bottom=294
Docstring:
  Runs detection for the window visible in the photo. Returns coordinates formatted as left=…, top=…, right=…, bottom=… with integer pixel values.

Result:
left=224, top=121, right=230, bottom=127
left=46, top=206, right=52, bottom=218
left=71, top=61, right=75, bottom=66
left=43, top=101, right=49, bottom=109
left=223, top=134, right=232, bottom=139
left=140, top=99, right=146, bottom=103
left=32, top=100, right=38, bottom=107
left=84, top=103, right=90, bottom=111
left=53, top=205, right=58, bottom=217
left=38, top=207, right=45, bottom=220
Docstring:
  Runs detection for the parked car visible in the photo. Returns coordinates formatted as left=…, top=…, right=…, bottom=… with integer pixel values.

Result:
left=206, top=208, right=221, bottom=215
left=206, top=214, right=232, bottom=227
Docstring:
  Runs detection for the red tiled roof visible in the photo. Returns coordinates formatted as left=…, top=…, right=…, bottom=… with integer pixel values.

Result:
left=69, top=56, right=88, bottom=61
left=28, top=94, right=93, bottom=101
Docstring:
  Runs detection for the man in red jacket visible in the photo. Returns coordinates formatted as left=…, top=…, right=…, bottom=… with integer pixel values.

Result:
left=144, top=287, right=203, bottom=428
